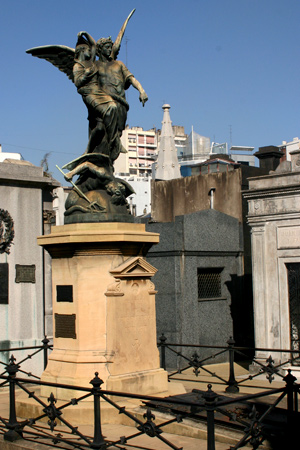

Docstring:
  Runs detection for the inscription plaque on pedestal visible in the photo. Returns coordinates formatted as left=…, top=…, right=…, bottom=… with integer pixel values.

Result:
left=55, top=313, right=76, bottom=339
left=15, top=264, right=36, bottom=283
left=0, top=263, right=8, bottom=304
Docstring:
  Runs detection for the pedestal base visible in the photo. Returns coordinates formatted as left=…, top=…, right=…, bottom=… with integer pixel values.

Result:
left=16, top=379, right=185, bottom=426
left=37, top=223, right=174, bottom=400
left=40, top=365, right=169, bottom=401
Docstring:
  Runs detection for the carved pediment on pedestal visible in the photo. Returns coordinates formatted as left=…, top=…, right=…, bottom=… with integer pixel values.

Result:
left=110, top=256, right=157, bottom=279
left=106, top=257, right=157, bottom=297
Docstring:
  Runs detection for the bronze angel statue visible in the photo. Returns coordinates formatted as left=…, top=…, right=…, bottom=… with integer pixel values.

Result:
left=27, top=10, right=148, bottom=223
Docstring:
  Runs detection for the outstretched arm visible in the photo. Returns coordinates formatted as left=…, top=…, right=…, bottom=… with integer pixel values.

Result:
left=77, top=31, right=97, bottom=60
left=129, top=76, right=148, bottom=106
left=77, top=31, right=96, bottom=46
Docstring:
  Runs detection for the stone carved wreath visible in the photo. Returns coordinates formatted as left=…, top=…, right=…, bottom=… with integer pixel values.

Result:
left=0, top=209, right=14, bottom=254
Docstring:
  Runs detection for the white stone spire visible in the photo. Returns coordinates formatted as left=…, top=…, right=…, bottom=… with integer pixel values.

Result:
left=155, top=104, right=181, bottom=180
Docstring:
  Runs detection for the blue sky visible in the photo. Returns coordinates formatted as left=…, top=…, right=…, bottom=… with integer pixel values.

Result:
left=1, top=0, right=300, bottom=184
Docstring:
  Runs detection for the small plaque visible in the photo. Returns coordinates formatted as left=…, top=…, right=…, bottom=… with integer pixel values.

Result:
left=15, top=265, right=36, bottom=283
left=55, top=313, right=76, bottom=339
left=0, top=263, right=8, bottom=304
left=278, top=226, right=300, bottom=249
left=56, top=285, right=73, bottom=302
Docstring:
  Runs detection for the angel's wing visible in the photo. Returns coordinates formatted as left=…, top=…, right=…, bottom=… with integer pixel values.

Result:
left=26, top=45, right=75, bottom=82
left=111, top=9, right=135, bottom=60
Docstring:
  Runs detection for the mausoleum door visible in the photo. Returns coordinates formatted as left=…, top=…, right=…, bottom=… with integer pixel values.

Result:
left=286, top=263, right=300, bottom=365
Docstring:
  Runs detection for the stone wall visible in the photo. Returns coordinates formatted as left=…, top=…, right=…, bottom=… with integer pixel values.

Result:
left=151, top=170, right=243, bottom=223
left=245, top=154, right=300, bottom=370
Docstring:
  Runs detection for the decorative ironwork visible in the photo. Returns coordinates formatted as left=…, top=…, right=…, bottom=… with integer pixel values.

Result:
left=197, top=267, right=223, bottom=299
left=189, top=351, right=201, bottom=377
left=0, top=209, right=14, bottom=255
left=0, top=337, right=52, bottom=379
left=43, top=393, right=61, bottom=432
left=0, top=338, right=298, bottom=450
left=157, top=334, right=299, bottom=392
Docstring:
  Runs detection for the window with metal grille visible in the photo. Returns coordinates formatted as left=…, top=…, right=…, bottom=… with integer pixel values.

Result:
left=197, top=268, right=223, bottom=299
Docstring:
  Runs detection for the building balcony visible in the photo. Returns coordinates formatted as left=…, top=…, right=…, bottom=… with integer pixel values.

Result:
left=137, top=143, right=156, bottom=148
left=137, top=154, right=156, bottom=160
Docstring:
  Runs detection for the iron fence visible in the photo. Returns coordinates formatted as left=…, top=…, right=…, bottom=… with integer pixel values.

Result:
left=158, top=334, right=300, bottom=393
left=0, top=336, right=52, bottom=379
left=0, top=340, right=298, bottom=449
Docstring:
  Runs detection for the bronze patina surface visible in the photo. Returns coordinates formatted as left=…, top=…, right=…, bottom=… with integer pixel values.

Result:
left=27, top=10, right=147, bottom=224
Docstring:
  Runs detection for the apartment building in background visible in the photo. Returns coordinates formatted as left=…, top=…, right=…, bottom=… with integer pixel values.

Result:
left=114, top=126, right=157, bottom=178
left=0, top=144, right=23, bottom=162
left=279, top=137, right=300, bottom=161
left=114, top=124, right=190, bottom=179
left=114, top=123, right=188, bottom=215
left=114, top=111, right=257, bottom=215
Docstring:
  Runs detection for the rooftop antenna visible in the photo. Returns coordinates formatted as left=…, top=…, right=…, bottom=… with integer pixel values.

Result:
left=125, top=36, right=129, bottom=66
left=191, top=125, right=194, bottom=158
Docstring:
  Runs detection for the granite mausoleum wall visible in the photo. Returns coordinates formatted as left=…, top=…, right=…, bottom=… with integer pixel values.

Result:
left=146, top=209, right=248, bottom=368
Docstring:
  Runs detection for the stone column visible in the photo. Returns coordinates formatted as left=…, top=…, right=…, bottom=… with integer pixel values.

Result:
left=42, top=210, right=56, bottom=339
left=247, top=199, right=283, bottom=367
left=250, top=223, right=268, bottom=350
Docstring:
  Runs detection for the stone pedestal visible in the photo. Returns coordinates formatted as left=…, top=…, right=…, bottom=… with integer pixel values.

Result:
left=37, top=222, right=169, bottom=399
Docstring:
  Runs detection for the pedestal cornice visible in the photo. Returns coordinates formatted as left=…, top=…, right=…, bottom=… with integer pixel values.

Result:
left=37, top=222, right=160, bottom=257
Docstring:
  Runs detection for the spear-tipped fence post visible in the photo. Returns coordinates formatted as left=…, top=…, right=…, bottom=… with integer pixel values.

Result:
left=90, top=372, right=106, bottom=449
left=159, top=333, right=167, bottom=370
left=42, top=336, right=50, bottom=370
left=202, top=384, right=218, bottom=450
left=283, top=369, right=297, bottom=444
left=4, top=355, right=22, bottom=442
left=225, top=336, right=239, bottom=393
